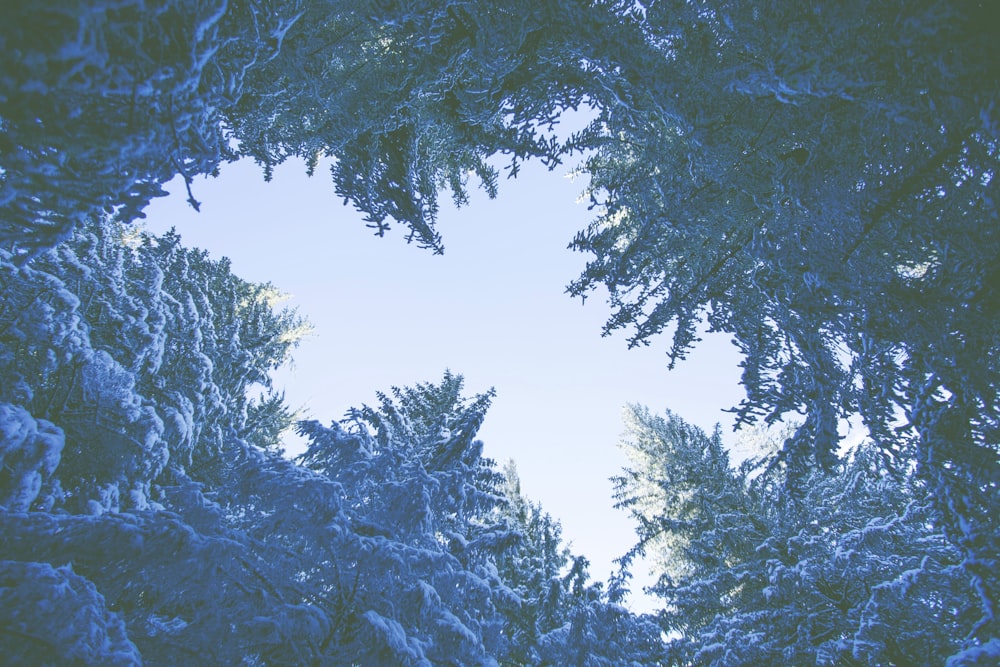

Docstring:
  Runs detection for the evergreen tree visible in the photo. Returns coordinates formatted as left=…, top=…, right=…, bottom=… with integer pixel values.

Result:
left=0, top=0, right=294, bottom=257
left=614, top=405, right=975, bottom=665
left=0, top=219, right=312, bottom=663
left=5, top=2, right=997, bottom=662
left=1, top=0, right=627, bottom=255
left=225, top=0, right=612, bottom=252
left=494, top=462, right=665, bottom=666
left=493, top=461, right=574, bottom=663
left=0, top=218, right=308, bottom=512
left=292, top=372, right=515, bottom=665
left=569, top=4, right=999, bottom=653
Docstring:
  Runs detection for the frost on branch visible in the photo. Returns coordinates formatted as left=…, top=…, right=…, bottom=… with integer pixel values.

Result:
left=0, top=403, right=64, bottom=512
left=614, top=406, right=977, bottom=664
left=0, top=560, right=140, bottom=666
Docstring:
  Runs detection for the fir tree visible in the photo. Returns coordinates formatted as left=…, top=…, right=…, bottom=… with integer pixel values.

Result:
left=614, top=405, right=975, bottom=665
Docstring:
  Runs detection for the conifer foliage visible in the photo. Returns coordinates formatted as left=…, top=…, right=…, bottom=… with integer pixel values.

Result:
left=0, top=214, right=648, bottom=662
left=2, top=0, right=997, bottom=664
left=569, top=3, right=999, bottom=654
left=614, top=406, right=977, bottom=665
left=0, top=0, right=291, bottom=257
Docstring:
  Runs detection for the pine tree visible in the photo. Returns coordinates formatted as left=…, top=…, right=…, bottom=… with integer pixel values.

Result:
left=614, top=405, right=976, bottom=665
left=569, top=4, right=1000, bottom=652
left=0, top=0, right=295, bottom=257
left=1, top=219, right=314, bottom=663
left=293, top=372, right=515, bottom=665
left=1, top=1, right=625, bottom=256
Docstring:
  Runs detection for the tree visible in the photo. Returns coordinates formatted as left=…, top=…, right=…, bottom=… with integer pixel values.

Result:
left=224, top=0, right=633, bottom=252
left=612, top=407, right=766, bottom=640
left=0, top=559, right=141, bottom=665
left=492, top=461, right=665, bottom=666
left=492, top=461, right=575, bottom=663
left=569, top=3, right=1000, bottom=653
left=0, top=0, right=298, bottom=257
left=292, top=372, right=516, bottom=666
left=1, top=1, right=628, bottom=256
left=1, top=275, right=274, bottom=665
left=614, top=405, right=977, bottom=665
left=0, top=218, right=314, bottom=663
left=0, top=218, right=308, bottom=512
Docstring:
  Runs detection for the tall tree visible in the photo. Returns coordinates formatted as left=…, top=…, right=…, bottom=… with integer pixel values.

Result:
left=569, top=3, right=1000, bottom=654
left=0, top=219, right=317, bottom=664
left=293, top=372, right=515, bottom=665
left=0, top=219, right=308, bottom=512
left=614, top=405, right=977, bottom=665
left=493, top=461, right=575, bottom=663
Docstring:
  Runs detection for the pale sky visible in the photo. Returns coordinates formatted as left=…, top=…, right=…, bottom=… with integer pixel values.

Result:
left=143, top=153, right=746, bottom=610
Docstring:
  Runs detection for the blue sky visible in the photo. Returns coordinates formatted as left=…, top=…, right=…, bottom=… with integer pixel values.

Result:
left=143, top=153, right=745, bottom=608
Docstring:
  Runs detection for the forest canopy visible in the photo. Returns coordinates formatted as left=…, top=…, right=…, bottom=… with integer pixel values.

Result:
left=1, top=1, right=997, bottom=664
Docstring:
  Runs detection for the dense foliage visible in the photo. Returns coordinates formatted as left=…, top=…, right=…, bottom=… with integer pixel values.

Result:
left=568, top=3, right=999, bottom=656
left=0, top=0, right=289, bottom=256
left=2, top=0, right=997, bottom=664
left=614, top=406, right=977, bottom=665
left=0, top=215, right=659, bottom=663
left=1, top=0, right=624, bottom=255
left=227, top=0, right=617, bottom=252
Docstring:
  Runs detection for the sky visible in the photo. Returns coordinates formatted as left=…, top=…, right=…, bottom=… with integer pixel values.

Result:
left=143, top=151, right=747, bottom=610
